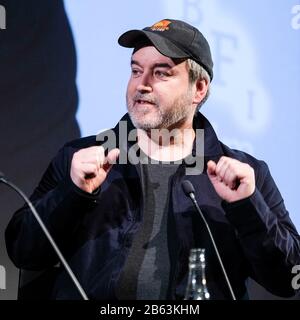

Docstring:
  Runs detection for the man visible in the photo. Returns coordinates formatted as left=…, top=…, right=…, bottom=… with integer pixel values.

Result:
left=5, top=19, right=300, bottom=300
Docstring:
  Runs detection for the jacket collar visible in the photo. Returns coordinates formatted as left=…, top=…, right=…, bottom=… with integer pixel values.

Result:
left=111, top=112, right=223, bottom=159
left=192, top=112, right=223, bottom=158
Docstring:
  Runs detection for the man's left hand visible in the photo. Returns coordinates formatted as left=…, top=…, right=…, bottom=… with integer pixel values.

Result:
left=207, top=156, right=255, bottom=203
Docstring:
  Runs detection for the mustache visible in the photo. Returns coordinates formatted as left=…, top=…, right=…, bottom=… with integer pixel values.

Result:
left=133, top=93, right=158, bottom=105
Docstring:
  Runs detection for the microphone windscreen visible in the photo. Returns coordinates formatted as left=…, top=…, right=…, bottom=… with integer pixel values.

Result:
left=182, top=180, right=195, bottom=196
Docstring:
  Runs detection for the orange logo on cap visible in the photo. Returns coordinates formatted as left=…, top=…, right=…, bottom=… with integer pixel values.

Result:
left=150, top=20, right=172, bottom=31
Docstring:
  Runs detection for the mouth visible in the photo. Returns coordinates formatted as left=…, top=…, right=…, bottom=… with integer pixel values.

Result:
left=135, top=99, right=155, bottom=105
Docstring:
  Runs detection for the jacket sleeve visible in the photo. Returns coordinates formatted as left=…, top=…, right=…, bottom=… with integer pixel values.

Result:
left=5, top=144, right=99, bottom=270
left=222, top=160, right=300, bottom=298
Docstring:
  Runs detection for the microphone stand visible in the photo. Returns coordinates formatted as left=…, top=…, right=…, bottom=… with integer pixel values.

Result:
left=182, top=180, right=236, bottom=300
left=0, top=173, right=89, bottom=300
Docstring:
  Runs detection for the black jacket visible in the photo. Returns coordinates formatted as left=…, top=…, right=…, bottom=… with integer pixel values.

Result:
left=5, top=113, right=300, bottom=299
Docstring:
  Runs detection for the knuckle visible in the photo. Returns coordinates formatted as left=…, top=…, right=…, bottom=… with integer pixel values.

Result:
left=246, top=163, right=253, bottom=170
left=98, top=146, right=105, bottom=154
left=72, top=150, right=79, bottom=160
left=98, top=147, right=105, bottom=159
left=229, top=163, right=236, bottom=172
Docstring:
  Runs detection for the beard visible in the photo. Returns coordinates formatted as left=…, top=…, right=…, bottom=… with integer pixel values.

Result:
left=126, top=89, right=194, bottom=131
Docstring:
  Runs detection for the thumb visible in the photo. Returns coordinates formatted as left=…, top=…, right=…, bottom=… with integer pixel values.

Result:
left=103, top=148, right=120, bottom=172
left=207, top=160, right=216, bottom=177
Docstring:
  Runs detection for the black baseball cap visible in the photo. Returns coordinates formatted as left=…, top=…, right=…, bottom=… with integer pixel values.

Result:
left=118, top=19, right=213, bottom=80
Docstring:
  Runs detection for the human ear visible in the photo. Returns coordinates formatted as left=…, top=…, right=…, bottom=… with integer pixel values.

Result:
left=193, top=78, right=209, bottom=105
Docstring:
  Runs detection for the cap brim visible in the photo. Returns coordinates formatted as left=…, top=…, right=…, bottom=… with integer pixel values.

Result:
left=118, top=30, right=190, bottom=60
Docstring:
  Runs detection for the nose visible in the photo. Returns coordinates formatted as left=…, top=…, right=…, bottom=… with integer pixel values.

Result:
left=137, top=83, right=152, bottom=93
left=136, top=73, right=153, bottom=93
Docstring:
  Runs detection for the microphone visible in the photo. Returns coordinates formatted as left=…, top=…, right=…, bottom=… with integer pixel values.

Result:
left=182, top=180, right=236, bottom=300
left=0, top=173, right=89, bottom=300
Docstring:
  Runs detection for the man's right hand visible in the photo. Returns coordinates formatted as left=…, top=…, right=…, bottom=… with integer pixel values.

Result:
left=70, top=146, right=120, bottom=193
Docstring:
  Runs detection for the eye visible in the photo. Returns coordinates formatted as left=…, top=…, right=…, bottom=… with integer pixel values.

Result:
left=154, top=70, right=170, bottom=79
left=131, top=68, right=142, bottom=77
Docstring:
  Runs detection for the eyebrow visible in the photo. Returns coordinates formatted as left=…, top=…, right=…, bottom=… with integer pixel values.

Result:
left=131, top=60, right=173, bottom=69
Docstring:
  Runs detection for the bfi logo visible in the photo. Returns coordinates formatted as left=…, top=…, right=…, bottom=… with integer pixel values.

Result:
left=0, top=265, right=6, bottom=290
left=0, top=4, right=6, bottom=29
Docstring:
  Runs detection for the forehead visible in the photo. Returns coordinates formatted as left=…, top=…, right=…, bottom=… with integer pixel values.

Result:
left=131, top=46, right=182, bottom=67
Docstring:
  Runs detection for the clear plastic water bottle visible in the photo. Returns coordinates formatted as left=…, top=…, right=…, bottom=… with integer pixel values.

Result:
left=184, top=248, right=210, bottom=300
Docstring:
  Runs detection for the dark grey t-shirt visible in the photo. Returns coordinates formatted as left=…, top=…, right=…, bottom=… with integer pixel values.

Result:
left=116, top=159, right=179, bottom=300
